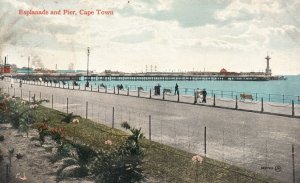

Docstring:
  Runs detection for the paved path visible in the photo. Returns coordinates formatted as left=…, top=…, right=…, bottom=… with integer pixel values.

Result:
left=1, top=80, right=300, bottom=182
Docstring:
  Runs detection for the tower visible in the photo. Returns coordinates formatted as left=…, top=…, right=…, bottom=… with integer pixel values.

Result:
left=265, top=55, right=272, bottom=76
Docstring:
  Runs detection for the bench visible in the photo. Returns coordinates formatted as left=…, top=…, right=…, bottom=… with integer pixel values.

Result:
left=240, top=93, right=253, bottom=100
left=137, top=87, right=144, bottom=91
left=163, top=89, right=171, bottom=94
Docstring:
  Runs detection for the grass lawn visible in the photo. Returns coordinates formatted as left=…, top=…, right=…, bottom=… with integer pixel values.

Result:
left=34, top=106, right=281, bottom=183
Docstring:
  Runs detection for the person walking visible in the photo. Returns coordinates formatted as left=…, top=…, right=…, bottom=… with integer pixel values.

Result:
left=19, top=80, right=22, bottom=88
left=202, top=88, right=207, bottom=103
left=174, top=83, right=179, bottom=95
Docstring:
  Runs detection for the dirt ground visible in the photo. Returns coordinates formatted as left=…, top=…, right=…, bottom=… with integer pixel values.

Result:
left=0, top=124, right=93, bottom=183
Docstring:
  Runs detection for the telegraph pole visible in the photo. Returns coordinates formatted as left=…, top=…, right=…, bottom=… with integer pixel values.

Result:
left=87, top=47, right=90, bottom=80
left=28, top=56, right=30, bottom=79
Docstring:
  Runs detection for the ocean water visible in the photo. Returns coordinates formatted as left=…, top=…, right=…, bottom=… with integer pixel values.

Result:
left=76, top=75, right=300, bottom=104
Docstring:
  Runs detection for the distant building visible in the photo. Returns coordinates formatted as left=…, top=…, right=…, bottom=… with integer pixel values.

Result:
left=16, top=67, right=33, bottom=74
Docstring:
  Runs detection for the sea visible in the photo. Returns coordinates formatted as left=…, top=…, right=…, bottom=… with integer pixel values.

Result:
left=76, top=75, right=300, bottom=104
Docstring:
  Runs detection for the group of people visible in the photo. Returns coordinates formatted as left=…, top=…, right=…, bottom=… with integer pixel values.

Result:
left=174, top=83, right=207, bottom=103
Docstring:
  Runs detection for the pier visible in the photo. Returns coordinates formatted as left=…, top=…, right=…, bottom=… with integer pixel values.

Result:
left=84, top=72, right=284, bottom=81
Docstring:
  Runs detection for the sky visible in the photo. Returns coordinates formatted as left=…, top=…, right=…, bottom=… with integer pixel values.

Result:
left=0, top=0, right=300, bottom=75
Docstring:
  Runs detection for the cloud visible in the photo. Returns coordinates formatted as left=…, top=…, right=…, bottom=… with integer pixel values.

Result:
left=111, top=30, right=154, bottom=44
left=119, top=0, right=230, bottom=27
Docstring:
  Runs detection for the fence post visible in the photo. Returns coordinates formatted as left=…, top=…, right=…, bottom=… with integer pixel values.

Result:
left=52, top=94, right=53, bottom=109
left=149, top=89, right=152, bottom=99
left=112, top=107, right=114, bottom=128
left=177, top=92, right=180, bottom=102
left=21, top=89, right=22, bottom=99
left=13, top=88, right=15, bottom=96
left=73, top=84, right=74, bottom=90
left=118, top=87, right=119, bottom=95
left=91, top=85, right=93, bottom=92
left=98, top=85, right=99, bottom=92
left=268, top=94, right=270, bottom=102
left=39, top=92, right=41, bottom=100
left=163, top=91, right=165, bottom=100
left=8, top=87, right=9, bottom=95
left=204, top=126, right=207, bottom=157
left=149, top=115, right=151, bottom=140
left=213, top=94, right=216, bottom=107
left=292, top=100, right=295, bottom=116
left=105, top=87, right=107, bottom=93
left=283, top=95, right=285, bottom=104
left=79, top=84, right=80, bottom=90
left=127, top=87, right=129, bottom=96
left=261, top=98, right=264, bottom=112
left=29, top=91, right=31, bottom=102
left=138, top=88, right=140, bottom=97
left=235, top=95, right=238, bottom=109
left=255, top=93, right=257, bottom=101
left=221, top=91, right=223, bottom=98
left=86, top=101, right=88, bottom=119
left=292, top=144, right=295, bottom=183
left=67, top=97, right=69, bottom=114
left=114, top=87, right=115, bottom=94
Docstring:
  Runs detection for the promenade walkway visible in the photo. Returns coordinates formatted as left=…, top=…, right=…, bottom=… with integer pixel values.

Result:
left=1, top=80, right=299, bottom=182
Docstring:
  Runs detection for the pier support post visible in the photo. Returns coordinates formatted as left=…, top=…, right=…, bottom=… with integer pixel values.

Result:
left=149, top=89, right=151, bottom=99
left=149, top=115, right=151, bottom=140
left=235, top=95, right=238, bottom=109
left=292, top=100, right=295, bottom=116
left=261, top=98, right=264, bottom=112
left=204, top=126, right=207, bottom=157
left=112, top=107, right=114, bottom=128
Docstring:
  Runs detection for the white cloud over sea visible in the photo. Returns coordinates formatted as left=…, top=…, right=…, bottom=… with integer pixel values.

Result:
left=0, top=0, right=299, bottom=74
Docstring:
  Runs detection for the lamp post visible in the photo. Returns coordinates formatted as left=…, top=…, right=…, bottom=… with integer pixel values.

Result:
left=87, top=47, right=90, bottom=81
